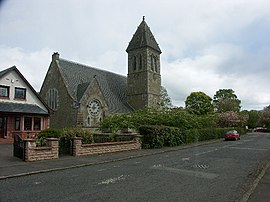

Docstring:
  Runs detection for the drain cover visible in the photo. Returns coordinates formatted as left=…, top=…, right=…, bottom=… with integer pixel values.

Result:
left=192, top=164, right=209, bottom=169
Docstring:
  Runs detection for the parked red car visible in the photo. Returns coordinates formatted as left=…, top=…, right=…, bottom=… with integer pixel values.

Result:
left=224, top=130, right=240, bottom=141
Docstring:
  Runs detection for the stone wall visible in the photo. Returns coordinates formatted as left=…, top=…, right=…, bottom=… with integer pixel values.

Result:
left=24, top=138, right=59, bottom=162
left=72, top=135, right=141, bottom=156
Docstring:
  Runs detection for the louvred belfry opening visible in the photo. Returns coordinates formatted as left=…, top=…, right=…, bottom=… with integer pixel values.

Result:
left=126, top=17, right=162, bottom=110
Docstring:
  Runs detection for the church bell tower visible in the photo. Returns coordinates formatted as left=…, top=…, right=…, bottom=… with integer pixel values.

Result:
left=126, top=17, right=162, bottom=110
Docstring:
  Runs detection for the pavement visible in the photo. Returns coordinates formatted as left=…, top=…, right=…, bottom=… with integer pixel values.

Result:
left=0, top=140, right=269, bottom=202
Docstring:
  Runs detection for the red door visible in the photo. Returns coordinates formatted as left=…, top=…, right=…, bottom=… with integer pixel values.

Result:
left=0, top=116, right=7, bottom=138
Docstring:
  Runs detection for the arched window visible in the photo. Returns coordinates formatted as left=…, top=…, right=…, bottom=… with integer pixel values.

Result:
left=46, top=88, right=58, bottom=110
left=139, top=54, right=143, bottom=70
left=133, top=56, right=137, bottom=71
left=151, top=55, right=154, bottom=71
left=154, top=57, right=157, bottom=72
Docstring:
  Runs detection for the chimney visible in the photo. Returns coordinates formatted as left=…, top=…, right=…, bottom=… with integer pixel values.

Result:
left=52, top=52, right=59, bottom=61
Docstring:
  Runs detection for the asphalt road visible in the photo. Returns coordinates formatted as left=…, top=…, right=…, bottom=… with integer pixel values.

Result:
left=1, top=133, right=270, bottom=202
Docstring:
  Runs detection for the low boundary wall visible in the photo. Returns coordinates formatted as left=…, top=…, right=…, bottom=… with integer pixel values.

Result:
left=15, top=134, right=142, bottom=161
left=24, top=138, right=59, bottom=162
left=72, top=135, right=141, bottom=156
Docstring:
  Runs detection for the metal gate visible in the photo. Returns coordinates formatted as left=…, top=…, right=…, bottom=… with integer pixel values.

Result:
left=13, top=134, right=25, bottom=160
left=59, top=137, right=72, bottom=156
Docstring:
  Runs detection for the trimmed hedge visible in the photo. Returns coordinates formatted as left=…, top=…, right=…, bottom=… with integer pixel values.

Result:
left=36, top=128, right=135, bottom=144
left=139, top=125, right=185, bottom=149
left=139, top=125, right=247, bottom=149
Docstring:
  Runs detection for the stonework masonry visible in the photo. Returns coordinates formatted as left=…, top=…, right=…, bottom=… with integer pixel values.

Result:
left=24, top=138, right=59, bottom=162
left=72, top=135, right=141, bottom=156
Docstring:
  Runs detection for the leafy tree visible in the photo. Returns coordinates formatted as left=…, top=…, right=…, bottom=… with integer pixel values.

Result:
left=247, top=110, right=261, bottom=128
left=213, top=89, right=241, bottom=113
left=218, top=111, right=241, bottom=127
left=260, top=107, right=270, bottom=128
left=159, top=86, right=173, bottom=110
left=239, top=110, right=249, bottom=127
left=185, top=91, right=214, bottom=115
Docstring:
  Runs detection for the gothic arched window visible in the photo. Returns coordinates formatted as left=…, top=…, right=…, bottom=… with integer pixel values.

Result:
left=46, top=88, right=58, bottom=110
left=139, top=54, right=143, bottom=70
left=151, top=55, right=154, bottom=71
left=133, top=56, right=137, bottom=71
left=154, top=57, right=157, bottom=72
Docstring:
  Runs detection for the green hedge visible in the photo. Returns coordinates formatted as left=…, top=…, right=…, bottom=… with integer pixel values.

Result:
left=139, top=125, right=247, bottom=149
left=139, top=125, right=184, bottom=149
left=35, top=128, right=63, bottom=146
left=36, top=128, right=136, bottom=145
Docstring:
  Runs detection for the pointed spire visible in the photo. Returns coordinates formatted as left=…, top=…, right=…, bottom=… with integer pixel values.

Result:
left=126, top=17, right=161, bottom=53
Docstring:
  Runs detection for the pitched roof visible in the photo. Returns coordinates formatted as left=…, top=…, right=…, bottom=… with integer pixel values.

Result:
left=57, top=58, right=134, bottom=114
left=0, top=102, right=48, bottom=114
left=0, top=66, right=16, bottom=77
left=126, top=17, right=161, bottom=53
left=0, top=66, right=50, bottom=114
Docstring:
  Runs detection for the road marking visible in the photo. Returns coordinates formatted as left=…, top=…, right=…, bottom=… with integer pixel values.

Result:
left=97, top=169, right=106, bottom=172
left=242, top=140, right=252, bottom=142
left=34, top=181, right=41, bottom=185
left=182, top=157, right=190, bottom=161
left=153, top=164, right=162, bottom=168
left=194, top=148, right=218, bottom=156
left=98, top=174, right=129, bottom=185
left=152, top=165, right=218, bottom=179
left=229, top=147, right=268, bottom=151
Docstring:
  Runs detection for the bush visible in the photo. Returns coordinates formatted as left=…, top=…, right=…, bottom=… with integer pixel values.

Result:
left=139, top=125, right=247, bottom=149
left=139, top=125, right=185, bottom=149
left=62, top=128, right=94, bottom=144
left=101, top=109, right=218, bottom=132
left=35, top=128, right=63, bottom=146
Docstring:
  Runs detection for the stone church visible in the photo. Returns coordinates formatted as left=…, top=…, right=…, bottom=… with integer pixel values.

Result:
left=39, top=17, right=162, bottom=129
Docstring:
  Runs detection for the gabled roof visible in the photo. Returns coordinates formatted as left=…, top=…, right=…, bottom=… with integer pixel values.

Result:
left=126, top=17, right=161, bottom=53
left=0, top=66, right=50, bottom=115
left=0, top=67, right=12, bottom=77
left=0, top=102, right=48, bottom=114
left=56, top=58, right=134, bottom=114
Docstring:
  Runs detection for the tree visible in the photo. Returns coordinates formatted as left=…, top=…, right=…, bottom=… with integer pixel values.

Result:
left=239, top=110, right=249, bottom=127
left=159, top=86, right=173, bottom=110
left=247, top=110, right=261, bottom=128
left=213, top=89, right=241, bottom=113
left=185, top=91, right=214, bottom=115
left=218, top=111, right=241, bottom=127
left=260, top=107, right=270, bottom=128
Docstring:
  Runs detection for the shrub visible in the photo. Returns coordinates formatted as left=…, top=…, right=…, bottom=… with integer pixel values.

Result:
left=139, top=125, right=185, bottom=149
left=35, top=128, right=62, bottom=146
left=139, top=125, right=247, bottom=149
left=101, top=108, right=218, bottom=132
left=62, top=128, right=94, bottom=144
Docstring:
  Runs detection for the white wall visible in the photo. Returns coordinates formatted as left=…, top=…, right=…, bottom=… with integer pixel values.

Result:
left=0, top=70, right=48, bottom=113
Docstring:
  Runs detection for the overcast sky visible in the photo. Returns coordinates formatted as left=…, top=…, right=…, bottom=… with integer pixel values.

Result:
left=1, top=0, right=270, bottom=110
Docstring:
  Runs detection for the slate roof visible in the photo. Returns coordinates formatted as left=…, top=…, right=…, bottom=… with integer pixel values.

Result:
left=126, top=18, right=161, bottom=53
left=57, top=59, right=134, bottom=114
left=0, top=102, right=48, bottom=114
